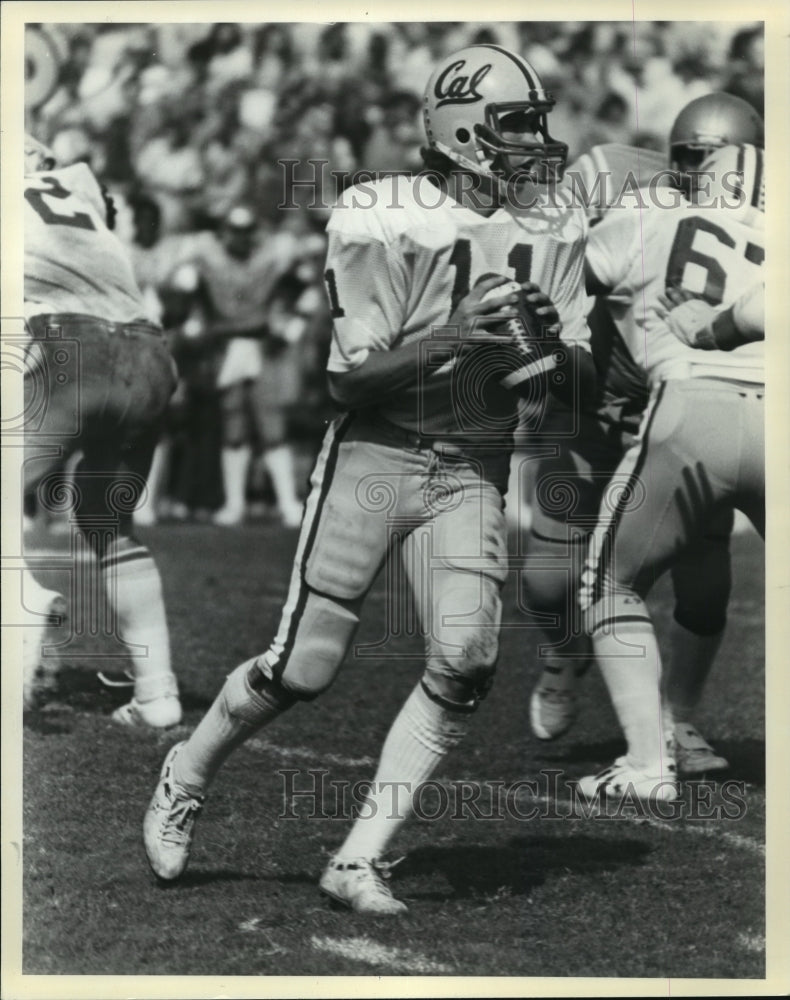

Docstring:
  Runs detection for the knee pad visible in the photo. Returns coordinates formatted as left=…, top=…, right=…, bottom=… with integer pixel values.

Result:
left=424, top=625, right=500, bottom=711
left=265, top=589, right=360, bottom=700
left=421, top=667, right=496, bottom=713
left=223, top=658, right=296, bottom=725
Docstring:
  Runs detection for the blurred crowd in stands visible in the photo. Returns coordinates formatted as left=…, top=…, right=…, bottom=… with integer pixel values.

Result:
left=25, top=20, right=764, bottom=527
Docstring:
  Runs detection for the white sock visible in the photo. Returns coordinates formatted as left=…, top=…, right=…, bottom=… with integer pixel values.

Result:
left=100, top=542, right=175, bottom=700
left=220, top=445, right=252, bottom=516
left=173, top=659, right=291, bottom=795
left=336, top=683, right=469, bottom=861
left=592, top=618, right=672, bottom=771
left=264, top=445, right=300, bottom=512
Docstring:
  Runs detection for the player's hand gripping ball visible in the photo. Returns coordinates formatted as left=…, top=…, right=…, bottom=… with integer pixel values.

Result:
left=479, top=278, right=561, bottom=340
left=475, top=277, right=568, bottom=397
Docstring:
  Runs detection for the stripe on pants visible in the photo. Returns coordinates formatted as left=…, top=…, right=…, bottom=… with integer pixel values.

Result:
left=265, top=413, right=353, bottom=673
left=579, top=381, right=667, bottom=614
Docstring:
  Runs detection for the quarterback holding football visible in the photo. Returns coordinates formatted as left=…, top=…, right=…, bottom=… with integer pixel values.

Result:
left=143, top=43, right=593, bottom=914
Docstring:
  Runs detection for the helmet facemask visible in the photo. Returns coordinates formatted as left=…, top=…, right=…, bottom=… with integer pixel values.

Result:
left=434, top=102, right=568, bottom=189
left=474, top=103, right=569, bottom=185
left=670, top=139, right=727, bottom=197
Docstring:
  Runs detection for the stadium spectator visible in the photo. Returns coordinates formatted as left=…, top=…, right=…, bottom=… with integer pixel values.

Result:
left=135, top=104, right=205, bottom=231
left=360, top=90, right=423, bottom=173
left=723, top=25, right=764, bottom=116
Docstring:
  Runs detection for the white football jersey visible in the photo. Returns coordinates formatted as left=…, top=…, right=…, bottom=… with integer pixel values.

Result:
left=325, top=174, right=590, bottom=435
left=565, top=143, right=668, bottom=224
left=587, top=200, right=764, bottom=384
left=25, top=163, right=147, bottom=324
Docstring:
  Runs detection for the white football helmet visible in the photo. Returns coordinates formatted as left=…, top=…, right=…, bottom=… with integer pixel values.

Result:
left=698, top=142, right=764, bottom=229
left=423, top=44, right=568, bottom=185
left=669, top=93, right=763, bottom=194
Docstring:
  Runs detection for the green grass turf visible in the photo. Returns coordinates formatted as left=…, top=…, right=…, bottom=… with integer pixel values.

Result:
left=21, top=522, right=765, bottom=978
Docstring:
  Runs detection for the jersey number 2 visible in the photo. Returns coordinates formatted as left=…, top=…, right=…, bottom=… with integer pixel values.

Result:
left=25, top=176, right=97, bottom=231
left=449, top=239, right=533, bottom=315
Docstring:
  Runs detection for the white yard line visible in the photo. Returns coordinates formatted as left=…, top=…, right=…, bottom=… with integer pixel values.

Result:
left=430, top=783, right=766, bottom=860
left=240, top=745, right=766, bottom=860
left=641, top=816, right=766, bottom=858
left=245, top=736, right=375, bottom=769
left=311, top=934, right=454, bottom=974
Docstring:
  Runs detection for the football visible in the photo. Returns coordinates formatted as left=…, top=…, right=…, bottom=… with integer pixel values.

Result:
left=478, top=278, right=554, bottom=354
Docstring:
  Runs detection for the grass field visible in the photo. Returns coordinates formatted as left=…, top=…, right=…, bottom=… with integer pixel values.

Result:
left=19, top=518, right=766, bottom=981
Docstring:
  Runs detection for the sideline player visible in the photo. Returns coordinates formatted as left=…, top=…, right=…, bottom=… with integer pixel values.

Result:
left=143, top=43, right=592, bottom=914
left=524, top=94, right=763, bottom=776
left=576, top=143, right=765, bottom=802
left=22, top=134, right=182, bottom=728
left=191, top=207, right=303, bottom=529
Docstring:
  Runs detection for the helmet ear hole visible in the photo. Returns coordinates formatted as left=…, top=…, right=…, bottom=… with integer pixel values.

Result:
left=455, top=127, right=471, bottom=144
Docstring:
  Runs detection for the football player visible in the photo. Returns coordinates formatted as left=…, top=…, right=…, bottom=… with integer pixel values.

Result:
left=189, top=206, right=304, bottom=529
left=524, top=94, right=763, bottom=777
left=576, top=143, right=765, bottom=802
left=143, top=44, right=592, bottom=914
left=22, top=134, right=182, bottom=728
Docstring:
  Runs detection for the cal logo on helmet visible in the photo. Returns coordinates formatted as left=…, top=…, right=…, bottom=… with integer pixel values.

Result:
left=423, top=44, right=568, bottom=186
left=433, top=60, right=492, bottom=108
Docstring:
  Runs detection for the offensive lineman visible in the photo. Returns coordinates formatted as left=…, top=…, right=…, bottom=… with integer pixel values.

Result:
left=143, top=44, right=592, bottom=914
left=576, top=143, right=765, bottom=802
left=23, top=134, right=182, bottom=728
left=524, top=94, right=763, bottom=776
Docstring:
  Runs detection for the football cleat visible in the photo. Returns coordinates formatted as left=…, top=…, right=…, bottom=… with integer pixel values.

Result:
left=22, top=588, right=67, bottom=709
left=575, top=755, right=679, bottom=804
left=319, top=857, right=408, bottom=915
left=674, top=722, right=729, bottom=777
left=529, top=664, right=580, bottom=740
left=143, top=741, right=204, bottom=880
